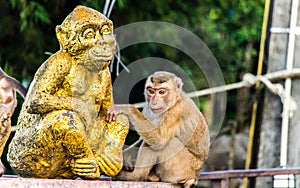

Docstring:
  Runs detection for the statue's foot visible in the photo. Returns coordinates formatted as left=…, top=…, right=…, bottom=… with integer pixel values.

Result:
left=71, top=157, right=100, bottom=179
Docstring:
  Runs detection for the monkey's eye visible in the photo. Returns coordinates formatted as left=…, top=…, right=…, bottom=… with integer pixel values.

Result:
left=101, top=25, right=111, bottom=35
left=158, top=89, right=167, bottom=95
left=147, top=88, right=155, bottom=95
left=82, top=28, right=95, bottom=39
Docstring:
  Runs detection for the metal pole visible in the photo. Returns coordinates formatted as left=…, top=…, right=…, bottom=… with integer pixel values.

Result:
left=280, top=0, right=299, bottom=167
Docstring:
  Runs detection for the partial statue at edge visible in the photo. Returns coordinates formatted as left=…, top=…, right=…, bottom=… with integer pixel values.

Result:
left=0, top=68, right=26, bottom=176
left=8, top=6, right=129, bottom=179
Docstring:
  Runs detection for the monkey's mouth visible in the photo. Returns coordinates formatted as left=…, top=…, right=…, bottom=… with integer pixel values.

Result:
left=150, top=107, right=165, bottom=114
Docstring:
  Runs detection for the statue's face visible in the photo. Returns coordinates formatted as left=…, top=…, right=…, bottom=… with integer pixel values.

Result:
left=56, top=6, right=116, bottom=71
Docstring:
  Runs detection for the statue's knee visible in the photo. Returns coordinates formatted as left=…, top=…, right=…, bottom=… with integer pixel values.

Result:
left=47, top=110, right=83, bottom=132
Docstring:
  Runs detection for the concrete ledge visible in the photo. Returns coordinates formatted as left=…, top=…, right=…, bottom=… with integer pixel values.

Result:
left=0, top=176, right=177, bottom=188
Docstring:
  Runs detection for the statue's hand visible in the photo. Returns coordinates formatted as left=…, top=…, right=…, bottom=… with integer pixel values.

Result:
left=98, top=153, right=122, bottom=176
left=71, top=157, right=100, bottom=179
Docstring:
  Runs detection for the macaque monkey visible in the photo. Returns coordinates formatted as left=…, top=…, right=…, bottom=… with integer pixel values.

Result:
left=0, top=68, right=26, bottom=176
left=109, top=71, right=210, bottom=187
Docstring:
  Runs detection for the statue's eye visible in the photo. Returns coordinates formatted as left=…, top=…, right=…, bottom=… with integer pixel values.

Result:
left=82, top=28, right=95, bottom=39
left=101, top=25, right=111, bottom=35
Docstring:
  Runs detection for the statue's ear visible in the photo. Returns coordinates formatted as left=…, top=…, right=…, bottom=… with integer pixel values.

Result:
left=56, top=25, right=68, bottom=51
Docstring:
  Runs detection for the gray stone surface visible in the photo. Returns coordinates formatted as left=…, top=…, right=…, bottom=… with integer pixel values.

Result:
left=0, top=176, right=178, bottom=188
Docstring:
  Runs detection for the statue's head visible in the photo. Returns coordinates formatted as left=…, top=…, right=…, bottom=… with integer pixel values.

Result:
left=56, top=6, right=116, bottom=70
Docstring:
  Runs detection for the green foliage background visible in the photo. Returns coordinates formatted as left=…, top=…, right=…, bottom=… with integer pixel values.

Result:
left=1, top=0, right=264, bottom=83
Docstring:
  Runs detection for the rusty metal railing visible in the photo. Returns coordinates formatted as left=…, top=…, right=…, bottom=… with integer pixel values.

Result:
left=199, top=167, right=300, bottom=188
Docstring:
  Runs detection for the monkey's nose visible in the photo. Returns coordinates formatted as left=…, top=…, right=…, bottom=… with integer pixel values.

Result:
left=151, top=98, right=158, bottom=105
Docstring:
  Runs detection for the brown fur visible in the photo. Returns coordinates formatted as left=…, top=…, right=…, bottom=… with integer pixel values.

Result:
left=114, top=71, right=210, bottom=187
left=0, top=68, right=26, bottom=176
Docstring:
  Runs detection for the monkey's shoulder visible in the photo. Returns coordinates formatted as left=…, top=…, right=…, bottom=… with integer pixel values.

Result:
left=179, top=92, right=207, bottom=126
left=180, top=93, right=201, bottom=113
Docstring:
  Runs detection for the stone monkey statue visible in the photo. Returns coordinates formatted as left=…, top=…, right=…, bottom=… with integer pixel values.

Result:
left=8, top=6, right=129, bottom=179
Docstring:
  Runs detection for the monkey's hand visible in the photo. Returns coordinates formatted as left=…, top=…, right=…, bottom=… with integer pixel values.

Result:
left=0, top=113, right=11, bottom=125
left=106, top=106, right=121, bottom=122
left=107, top=104, right=136, bottom=120
left=0, top=105, right=12, bottom=126
left=70, top=158, right=100, bottom=179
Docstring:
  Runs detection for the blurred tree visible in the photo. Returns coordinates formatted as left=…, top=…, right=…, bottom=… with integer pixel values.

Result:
left=1, top=0, right=264, bottom=83
left=110, top=0, right=264, bottom=129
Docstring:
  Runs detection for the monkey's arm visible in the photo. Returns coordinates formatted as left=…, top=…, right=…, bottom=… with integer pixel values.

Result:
left=114, top=104, right=180, bottom=150
left=178, top=95, right=210, bottom=157
left=183, top=117, right=210, bottom=159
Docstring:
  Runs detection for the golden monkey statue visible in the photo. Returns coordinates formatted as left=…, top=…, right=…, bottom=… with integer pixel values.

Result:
left=8, top=6, right=129, bottom=179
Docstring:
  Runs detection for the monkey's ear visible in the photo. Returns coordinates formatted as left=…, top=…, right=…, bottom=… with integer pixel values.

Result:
left=56, top=25, right=68, bottom=51
left=176, top=77, right=183, bottom=90
left=0, top=68, right=6, bottom=79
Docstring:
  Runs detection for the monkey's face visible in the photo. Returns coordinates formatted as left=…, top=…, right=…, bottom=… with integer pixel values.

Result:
left=145, top=71, right=183, bottom=114
left=145, top=82, right=180, bottom=115
left=56, top=6, right=116, bottom=71
left=0, top=78, right=14, bottom=105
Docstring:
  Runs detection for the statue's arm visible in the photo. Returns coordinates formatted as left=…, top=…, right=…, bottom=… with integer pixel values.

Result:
left=97, top=116, right=129, bottom=176
left=99, top=68, right=114, bottom=115
left=98, top=102, right=129, bottom=176
left=25, top=52, right=75, bottom=114
left=93, top=68, right=129, bottom=176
